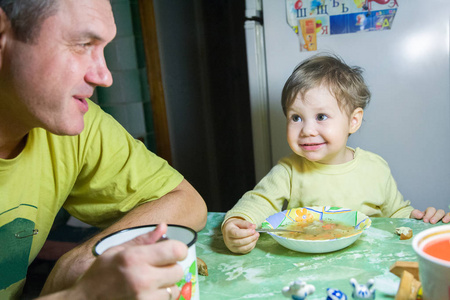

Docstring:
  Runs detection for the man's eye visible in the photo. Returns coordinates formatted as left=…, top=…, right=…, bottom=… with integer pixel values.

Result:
left=292, top=115, right=302, bottom=122
left=317, top=114, right=328, bottom=121
left=72, top=42, right=94, bottom=54
left=74, top=42, right=93, bottom=50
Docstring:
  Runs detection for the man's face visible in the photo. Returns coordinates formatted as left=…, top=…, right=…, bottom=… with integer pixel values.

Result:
left=1, top=0, right=116, bottom=136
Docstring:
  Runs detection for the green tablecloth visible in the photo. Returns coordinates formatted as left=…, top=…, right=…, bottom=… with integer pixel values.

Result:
left=197, top=212, right=436, bottom=299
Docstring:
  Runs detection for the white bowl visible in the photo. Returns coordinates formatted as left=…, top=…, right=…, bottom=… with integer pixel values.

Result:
left=261, top=206, right=371, bottom=253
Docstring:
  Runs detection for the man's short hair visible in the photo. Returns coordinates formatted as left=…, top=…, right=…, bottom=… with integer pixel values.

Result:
left=0, top=0, right=58, bottom=43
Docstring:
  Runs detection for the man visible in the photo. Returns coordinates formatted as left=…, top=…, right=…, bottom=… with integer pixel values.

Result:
left=0, top=0, right=207, bottom=299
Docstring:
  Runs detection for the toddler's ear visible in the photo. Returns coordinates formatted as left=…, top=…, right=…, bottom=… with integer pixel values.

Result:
left=349, top=108, right=363, bottom=134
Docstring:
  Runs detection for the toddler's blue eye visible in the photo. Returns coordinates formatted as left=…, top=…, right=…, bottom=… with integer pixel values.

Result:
left=317, top=114, right=328, bottom=121
left=292, top=115, right=302, bottom=122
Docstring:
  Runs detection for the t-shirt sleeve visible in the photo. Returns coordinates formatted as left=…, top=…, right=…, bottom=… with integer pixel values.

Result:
left=224, top=161, right=292, bottom=227
left=63, top=103, right=183, bottom=228
left=382, top=171, right=414, bottom=218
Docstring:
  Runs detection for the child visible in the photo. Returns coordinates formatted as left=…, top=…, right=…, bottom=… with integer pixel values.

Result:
left=222, top=54, right=450, bottom=254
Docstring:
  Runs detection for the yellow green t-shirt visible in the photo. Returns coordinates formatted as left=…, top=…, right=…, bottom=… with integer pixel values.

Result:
left=0, top=100, right=183, bottom=298
left=225, top=147, right=414, bottom=227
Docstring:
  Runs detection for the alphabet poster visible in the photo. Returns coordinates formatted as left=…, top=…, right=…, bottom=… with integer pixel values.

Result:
left=286, top=0, right=399, bottom=51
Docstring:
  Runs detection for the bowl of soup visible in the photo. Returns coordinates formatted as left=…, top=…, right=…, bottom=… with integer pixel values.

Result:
left=412, top=224, right=450, bottom=300
left=260, top=206, right=371, bottom=253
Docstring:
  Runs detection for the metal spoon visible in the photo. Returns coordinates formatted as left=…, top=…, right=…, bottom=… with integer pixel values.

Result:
left=256, top=228, right=304, bottom=234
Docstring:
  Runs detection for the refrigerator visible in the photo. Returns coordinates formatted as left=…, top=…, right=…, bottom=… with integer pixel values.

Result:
left=245, top=0, right=450, bottom=212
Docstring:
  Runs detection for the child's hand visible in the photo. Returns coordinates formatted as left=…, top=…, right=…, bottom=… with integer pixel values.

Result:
left=410, top=207, right=450, bottom=224
left=222, top=217, right=260, bottom=254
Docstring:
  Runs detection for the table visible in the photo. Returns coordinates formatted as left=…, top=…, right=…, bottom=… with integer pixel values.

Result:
left=196, top=213, right=436, bottom=300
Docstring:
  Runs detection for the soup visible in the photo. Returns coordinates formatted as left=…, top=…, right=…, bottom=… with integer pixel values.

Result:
left=423, top=237, right=450, bottom=261
left=278, top=220, right=359, bottom=240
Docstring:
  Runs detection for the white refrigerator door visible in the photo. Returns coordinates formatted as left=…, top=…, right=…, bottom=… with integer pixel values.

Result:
left=255, top=0, right=450, bottom=211
left=245, top=0, right=273, bottom=181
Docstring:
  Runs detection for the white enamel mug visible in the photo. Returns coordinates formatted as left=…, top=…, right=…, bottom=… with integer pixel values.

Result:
left=93, top=224, right=199, bottom=300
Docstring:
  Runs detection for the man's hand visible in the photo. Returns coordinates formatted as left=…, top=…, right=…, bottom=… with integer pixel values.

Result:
left=39, top=224, right=187, bottom=299
left=41, top=179, right=207, bottom=294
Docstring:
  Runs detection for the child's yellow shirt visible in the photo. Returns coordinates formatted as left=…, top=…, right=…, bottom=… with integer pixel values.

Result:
left=225, top=148, right=414, bottom=227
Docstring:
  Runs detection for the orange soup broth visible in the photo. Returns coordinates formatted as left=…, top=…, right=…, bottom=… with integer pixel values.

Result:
left=279, top=220, right=358, bottom=240
left=423, top=237, right=450, bottom=261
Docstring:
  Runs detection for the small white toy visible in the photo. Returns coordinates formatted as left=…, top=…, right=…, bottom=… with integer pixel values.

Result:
left=350, top=278, right=376, bottom=299
left=282, top=278, right=315, bottom=300
left=326, top=288, right=348, bottom=300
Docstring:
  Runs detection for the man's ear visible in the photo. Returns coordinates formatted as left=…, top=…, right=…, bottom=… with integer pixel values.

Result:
left=0, top=8, right=11, bottom=67
left=349, top=107, right=364, bottom=134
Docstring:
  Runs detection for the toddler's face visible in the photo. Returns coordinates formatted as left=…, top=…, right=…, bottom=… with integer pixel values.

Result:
left=285, top=85, right=360, bottom=164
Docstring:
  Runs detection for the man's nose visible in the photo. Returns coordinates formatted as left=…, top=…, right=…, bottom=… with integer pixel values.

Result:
left=85, top=54, right=113, bottom=88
